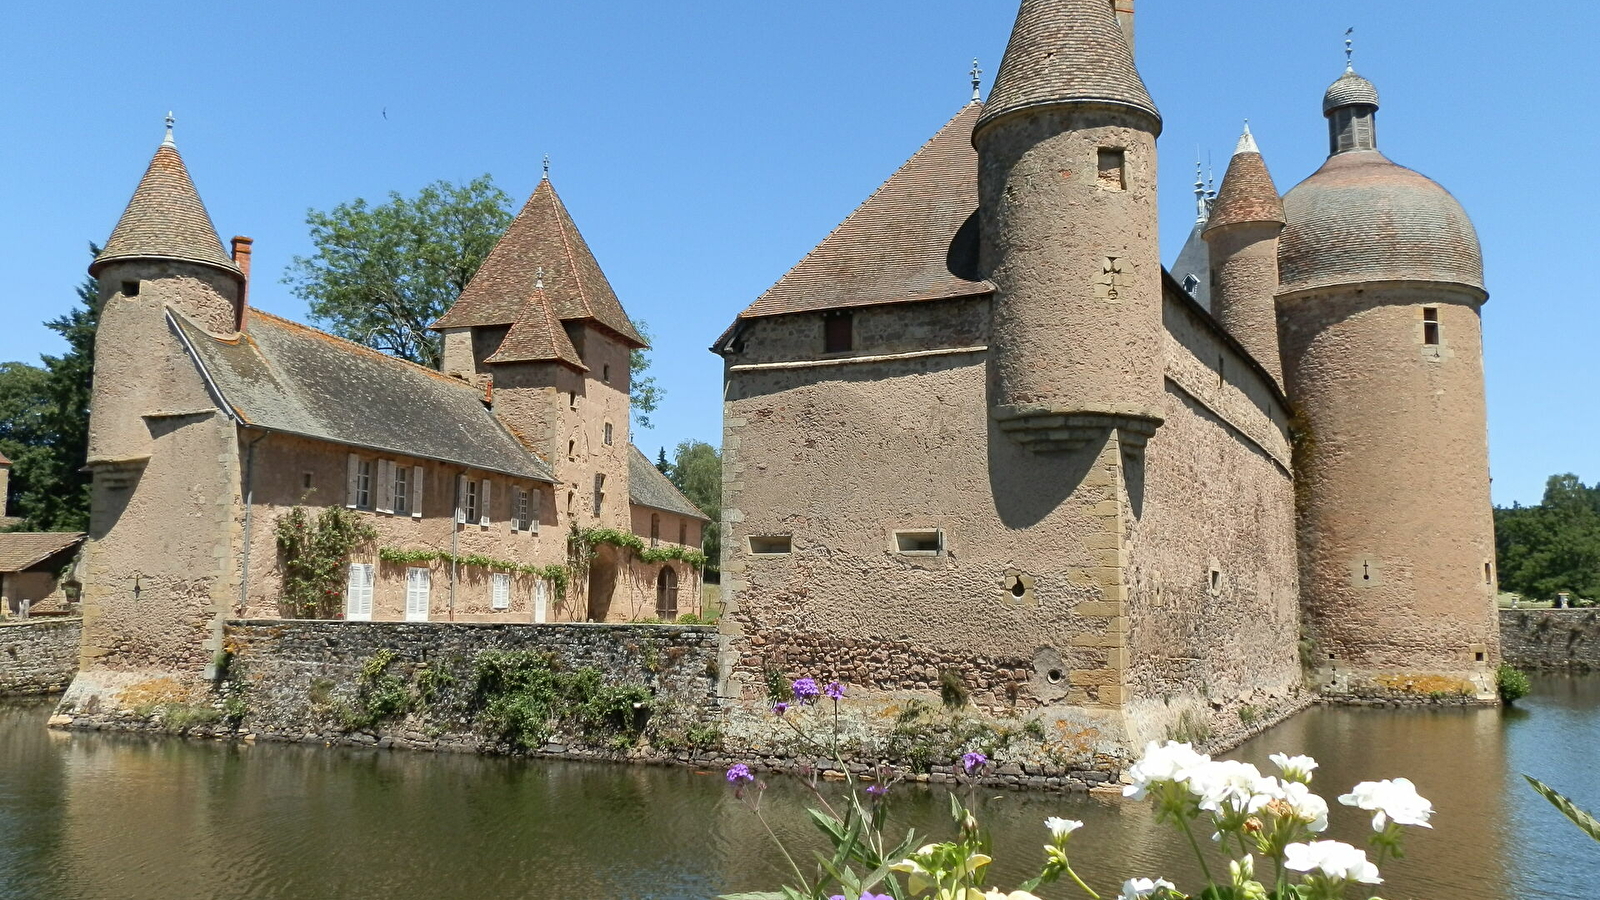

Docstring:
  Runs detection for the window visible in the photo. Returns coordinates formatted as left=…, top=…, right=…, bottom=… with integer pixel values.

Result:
left=1182, top=273, right=1200, bottom=295
left=894, top=529, right=944, bottom=556
left=650, top=513, right=661, bottom=547
left=345, top=563, right=374, bottom=621
left=478, top=478, right=492, bottom=526
left=1097, top=148, right=1127, bottom=191
left=602, top=364, right=611, bottom=383
left=679, top=522, right=688, bottom=546
left=604, top=423, right=614, bottom=446
left=824, top=312, right=853, bottom=353
left=347, top=455, right=373, bottom=510
left=655, top=567, right=679, bottom=619
left=567, top=491, right=575, bottom=517
left=302, top=472, right=313, bottom=491
left=1484, top=561, right=1493, bottom=585
left=749, top=534, right=792, bottom=555
left=122, top=280, right=140, bottom=297
left=1423, top=307, right=1440, bottom=346
left=405, top=567, right=430, bottom=622
left=568, top=440, right=576, bottom=459
left=392, top=465, right=410, bottom=516
left=569, top=391, right=578, bottom=409
left=491, top=572, right=512, bottom=611
left=460, top=475, right=479, bottom=525
left=593, top=473, right=606, bottom=515
left=1209, top=567, right=1222, bottom=593
left=514, top=488, right=531, bottom=532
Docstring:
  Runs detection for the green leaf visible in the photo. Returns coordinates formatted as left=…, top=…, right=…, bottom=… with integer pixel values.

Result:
left=1524, top=774, right=1600, bottom=842
left=716, top=893, right=789, bottom=900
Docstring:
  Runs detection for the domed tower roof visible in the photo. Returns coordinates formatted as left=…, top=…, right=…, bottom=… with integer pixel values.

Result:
left=976, top=0, right=1160, bottom=134
left=1278, top=68, right=1483, bottom=297
left=91, top=116, right=241, bottom=280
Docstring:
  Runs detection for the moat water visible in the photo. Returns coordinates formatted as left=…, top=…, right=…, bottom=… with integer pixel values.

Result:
left=1, top=677, right=1596, bottom=900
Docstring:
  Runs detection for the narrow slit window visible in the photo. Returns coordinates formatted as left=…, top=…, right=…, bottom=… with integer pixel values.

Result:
left=749, top=535, right=792, bottom=556
left=569, top=391, right=578, bottom=409
left=567, top=440, right=576, bottom=459
left=1097, top=148, right=1127, bottom=191
left=824, top=312, right=853, bottom=353
left=650, top=513, right=661, bottom=547
left=1484, top=562, right=1493, bottom=584
left=1423, top=307, right=1440, bottom=346
left=592, top=473, right=606, bottom=516
left=602, top=364, right=611, bottom=383
left=603, top=423, right=614, bottom=446
left=894, top=529, right=944, bottom=556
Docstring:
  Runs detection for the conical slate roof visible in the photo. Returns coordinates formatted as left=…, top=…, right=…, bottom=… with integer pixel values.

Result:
left=433, top=178, right=645, bottom=347
left=977, top=0, right=1159, bottom=134
left=91, top=131, right=241, bottom=278
left=484, top=288, right=586, bottom=369
left=1206, top=125, right=1284, bottom=232
left=732, top=102, right=989, bottom=323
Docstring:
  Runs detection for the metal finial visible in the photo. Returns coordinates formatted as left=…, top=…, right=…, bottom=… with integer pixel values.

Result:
left=970, top=59, right=983, bottom=103
left=1344, top=27, right=1355, bottom=72
left=162, top=111, right=175, bottom=147
left=1194, top=160, right=1207, bottom=223
left=535, top=266, right=545, bottom=290
left=542, top=154, right=550, bottom=179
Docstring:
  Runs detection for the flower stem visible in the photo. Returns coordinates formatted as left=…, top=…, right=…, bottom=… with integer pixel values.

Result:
left=1176, top=815, right=1217, bottom=889
left=1065, top=864, right=1103, bottom=900
left=754, top=806, right=810, bottom=892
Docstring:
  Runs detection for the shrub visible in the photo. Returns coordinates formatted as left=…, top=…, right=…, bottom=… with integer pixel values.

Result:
left=1497, top=664, right=1531, bottom=704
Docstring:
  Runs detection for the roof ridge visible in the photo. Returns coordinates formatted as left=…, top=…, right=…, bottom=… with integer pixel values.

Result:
left=546, top=182, right=594, bottom=320
left=748, top=103, right=981, bottom=307
left=247, top=309, right=472, bottom=388
left=627, top=444, right=710, bottom=520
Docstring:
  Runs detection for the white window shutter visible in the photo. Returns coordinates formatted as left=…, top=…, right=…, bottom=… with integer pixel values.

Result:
left=377, top=460, right=394, bottom=514
left=479, top=478, right=492, bottom=526
left=345, top=563, right=362, bottom=618
left=455, top=474, right=467, bottom=524
left=530, top=490, right=542, bottom=535
left=534, top=580, right=548, bottom=623
left=406, top=568, right=430, bottom=622
left=346, top=453, right=360, bottom=508
left=412, top=466, right=425, bottom=518
left=361, top=564, right=375, bottom=619
left=491, top=573, right=510, bottom=610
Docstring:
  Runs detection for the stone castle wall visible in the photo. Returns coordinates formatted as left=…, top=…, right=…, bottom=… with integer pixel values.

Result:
left=1500, top=609, right=1600, bottom=671
left=0, top=618, right=82, bottom=695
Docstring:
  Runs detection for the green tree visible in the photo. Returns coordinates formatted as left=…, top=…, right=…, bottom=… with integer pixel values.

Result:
left=655, top=447, right=671, bottom=475
left=284, top=176, right=513, bottom=368
left=2, top=249, right=103, bottom=531
left=631, top=321, right=662, bottom=430
left=668, top=440, right=721, bottom=572
left=1495, top=474, right=1600, bottom=603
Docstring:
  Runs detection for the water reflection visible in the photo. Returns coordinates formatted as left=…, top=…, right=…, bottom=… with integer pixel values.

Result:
left=0, top=677, right=1594, bottom=900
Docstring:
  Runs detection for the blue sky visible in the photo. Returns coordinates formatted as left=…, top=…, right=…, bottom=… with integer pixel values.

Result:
left=3, top=1, right=1593, bottom=506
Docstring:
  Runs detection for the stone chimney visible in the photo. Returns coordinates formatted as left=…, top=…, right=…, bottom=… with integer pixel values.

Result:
left=1113, top=0, right=1134, bottom=50
left=231, top=236, right=254, bottom=326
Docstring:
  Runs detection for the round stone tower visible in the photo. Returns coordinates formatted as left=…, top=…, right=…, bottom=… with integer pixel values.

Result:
left=975, top=0, right=1164, bottom=455
left=1277, top=66, right=1498, bottom=699
left=1204, top=123, right=1285, bottom=386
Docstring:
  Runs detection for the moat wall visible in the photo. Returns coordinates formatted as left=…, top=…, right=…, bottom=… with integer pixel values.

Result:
left=0, top=618, right=82, bottom=695
left=1500, top=609, right=1600, bottom=671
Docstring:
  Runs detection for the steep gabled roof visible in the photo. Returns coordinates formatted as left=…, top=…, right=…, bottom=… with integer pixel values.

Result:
left=484, top=290, right=586, bottom=369
left=173, top=309, right=553, bottom=482
left=627, top=446, right=709, bottom=521
left=729, top=102, right=990, bottom=328
left=433, top=178, right=645, bottom=347
left=91, top=129, right=241, bottom=279
left=977, top=0, right=1159, bottom=134
left=0, top=451, right=10, bottom=466
left=0, top=532, right=83, bottom=573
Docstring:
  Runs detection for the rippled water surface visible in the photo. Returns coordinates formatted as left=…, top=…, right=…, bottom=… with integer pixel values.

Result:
left=1, top=677, right=1596, bottom=900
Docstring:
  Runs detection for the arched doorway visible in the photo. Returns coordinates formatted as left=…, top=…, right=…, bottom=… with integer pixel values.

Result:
left=586, top=546, right=619, bottom=622
left=655, top=566, right=679, bottom=620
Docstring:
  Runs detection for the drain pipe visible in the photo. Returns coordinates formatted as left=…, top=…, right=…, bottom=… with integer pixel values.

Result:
left=238, top=429, right=270, bottom=614
left=450, top=470, right=461, bottom=620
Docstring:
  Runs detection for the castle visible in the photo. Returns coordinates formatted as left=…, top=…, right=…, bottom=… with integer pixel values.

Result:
left=713, top=0, right=1497, bottom=755
left=63, top=118, right=706, bottom=707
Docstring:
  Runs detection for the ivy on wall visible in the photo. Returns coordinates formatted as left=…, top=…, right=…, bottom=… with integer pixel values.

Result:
left=275, top=507, right=378, bottom=619
left=376, top=547, right=570, bottom=598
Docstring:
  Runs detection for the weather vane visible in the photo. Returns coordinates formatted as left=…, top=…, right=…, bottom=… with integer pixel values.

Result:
left=542, top=154, right=550, bottom=179
left=1345, top=27, right=1355, bottom=72
left=970, top=59, right=982, bottom=103
left=162, top=111, right=175, bottom=146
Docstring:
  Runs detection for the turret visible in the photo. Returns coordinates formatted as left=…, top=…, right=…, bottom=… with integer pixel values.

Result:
left=1204, top=123, right=1286, bottom=386
left=976, top=0, right=1164, bottom=455
left=87, top=116, right=244, bottom=466
left=1277, top=60, right=1498, bottom=699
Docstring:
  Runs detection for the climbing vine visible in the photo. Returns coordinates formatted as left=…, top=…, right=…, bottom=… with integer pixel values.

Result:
left=571, top=526, right=707, bottom=568
left=275, top=506, right=377, bottom=619
left=377, top=546, right=569, bottom=598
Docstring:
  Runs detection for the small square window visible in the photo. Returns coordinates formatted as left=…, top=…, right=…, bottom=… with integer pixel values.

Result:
left=894, top=529, right=944, bottom=556
left=824, top=313, right=853, bottom=353
left=1097, top=148, right=1127, bottom=191
left=749, top=535, right=792, bottom=556
left=122, top=280, right=140, bottom=297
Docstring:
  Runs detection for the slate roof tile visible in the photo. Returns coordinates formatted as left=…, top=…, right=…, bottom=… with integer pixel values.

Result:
left=91, top=139, right=241, bottom=278
left=627, top=446, right=709, bottom=521
left=0, top=532, right=83, bottom=573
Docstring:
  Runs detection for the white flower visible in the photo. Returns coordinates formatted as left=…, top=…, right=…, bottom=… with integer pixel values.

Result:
left=1119, top=877, right=1176, bottom=900
left=1122, top=741, right=1211, bottom=800
left=1189, top=759, right=1267, bottom=814
left=1252, top=778, right=1330, bottom=832
left=1046, top=817, right=1083, bottom=842
left=1338, top=777, right=1434, bottom=829
left=1269, top=753, right=1319, bottom=783
left=1229, top=855, right=1255, bottom=884
left=1284, top=841, right=1382, bottom=884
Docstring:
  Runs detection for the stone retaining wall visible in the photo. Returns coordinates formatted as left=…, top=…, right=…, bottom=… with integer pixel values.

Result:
left=1501, top=608, right=1600, bottom=671
left=0, top=618, right=81, bottom=695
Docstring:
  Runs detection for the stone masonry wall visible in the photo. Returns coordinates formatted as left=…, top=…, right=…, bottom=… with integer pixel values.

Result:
left=71, top=621, right=723, bottom=761
left=1501, top=609, right=1600, bottom=671
left=0, top=618, right=81, bottom=695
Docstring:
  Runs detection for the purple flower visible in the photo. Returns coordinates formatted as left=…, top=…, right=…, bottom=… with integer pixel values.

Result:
left=824, top=680, right=846, bottom=701
left=792, top=677, right=821, bottom=703
left=772, top=701, right=789, bottom=716
left=866, top=783, right=888, bottom=799
left=962, top=751, right=988, bottom=775
left=726, top=764, right=755, bottom=784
